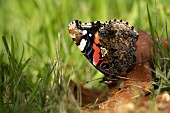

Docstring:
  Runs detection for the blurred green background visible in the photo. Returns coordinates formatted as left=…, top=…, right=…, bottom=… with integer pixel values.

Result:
left=0, top=0, right=170, bottom=112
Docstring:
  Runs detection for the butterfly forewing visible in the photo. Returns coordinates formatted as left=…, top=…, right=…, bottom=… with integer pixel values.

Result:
left=68, top=19, right=139, bottom=81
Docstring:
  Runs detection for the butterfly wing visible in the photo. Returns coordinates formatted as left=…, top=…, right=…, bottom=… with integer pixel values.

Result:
left=68, top=20, right=110, bottom=75
left=68, top=20, right=138, bottom=81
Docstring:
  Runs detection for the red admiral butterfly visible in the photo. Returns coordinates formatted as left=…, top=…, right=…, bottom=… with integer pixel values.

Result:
left=68, top=19, right=138, bottom=84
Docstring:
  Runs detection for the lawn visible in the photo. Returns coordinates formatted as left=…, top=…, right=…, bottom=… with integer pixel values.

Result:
left=0, top=0, right=170, bottom=113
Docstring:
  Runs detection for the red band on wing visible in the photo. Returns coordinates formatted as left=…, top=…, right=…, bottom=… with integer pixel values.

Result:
left=92, top=43, right=100, bottom=65
left=93, top=51, right=100, bottom=65
left=92, top=32, right=102, bottom=65
left=94, top=32, right=100, bottom=44
left=92, top=43, right=100, bottom=53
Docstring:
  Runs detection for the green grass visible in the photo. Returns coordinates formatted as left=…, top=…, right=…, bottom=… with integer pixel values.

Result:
left=0, top=0, right=170, bottom=112
left=147, top=4, right=170, bottom=98
left=0, top=36, right=80, bottom=113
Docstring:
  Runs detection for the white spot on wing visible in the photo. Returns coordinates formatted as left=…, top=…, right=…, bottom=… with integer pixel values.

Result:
left=78, top=39, right=87, bottom=51
left=81, top=23, right=92, bottom=28
left=89, top=33, right=92, bottom=37
left=82, top=30, right=87, bottom=35
left=93, top=61, right=97, bottom=66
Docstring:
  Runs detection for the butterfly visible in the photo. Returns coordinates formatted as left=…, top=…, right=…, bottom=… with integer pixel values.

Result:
left=68, top=19, right=138, bottom=84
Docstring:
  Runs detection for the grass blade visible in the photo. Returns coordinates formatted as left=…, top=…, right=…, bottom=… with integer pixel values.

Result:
left=2, top=36, right=11, bottom=57
left=147, top=4, right=155, bottom=39
left=18, top=57, right=31, bottom=76
left=11, top=36, right=15, bottom=58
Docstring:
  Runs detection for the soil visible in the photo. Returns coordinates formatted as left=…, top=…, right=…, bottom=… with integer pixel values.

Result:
left=70, top=30, right=170, bottom=113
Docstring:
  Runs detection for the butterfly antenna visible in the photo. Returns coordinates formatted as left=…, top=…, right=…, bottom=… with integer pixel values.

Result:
left=85, top=77, right=103, bottom=83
